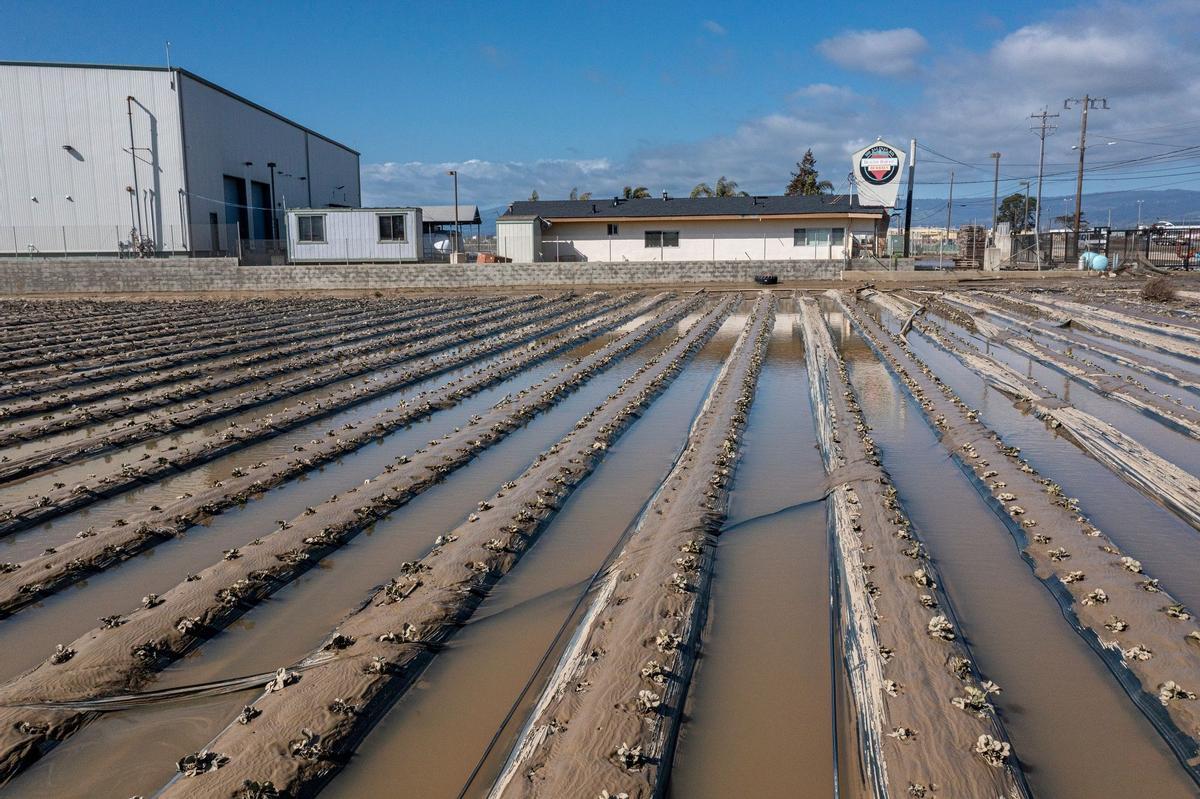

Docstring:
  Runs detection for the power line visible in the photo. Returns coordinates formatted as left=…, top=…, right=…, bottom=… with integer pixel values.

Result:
left=916, top=142, right=991, bottom=174
left=895, top=145, right=1200, bottom=186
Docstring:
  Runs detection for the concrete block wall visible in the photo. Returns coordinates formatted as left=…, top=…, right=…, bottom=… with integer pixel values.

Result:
left=0, top=258, right=852, bottom=295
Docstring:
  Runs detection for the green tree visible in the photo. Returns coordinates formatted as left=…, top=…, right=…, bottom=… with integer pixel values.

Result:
left=530, top=189, right=539, bottom=201
left=690, top=176, right=748, bottom=198
left=997, top=192, right=1037, bottom=232
left=785, top=149, right=834, bottom=196
left=1053, top=213, right=1088, bottom=229
left=569, top=187, right=578, bottom=201
left=623, top=185, right=651, bottom=199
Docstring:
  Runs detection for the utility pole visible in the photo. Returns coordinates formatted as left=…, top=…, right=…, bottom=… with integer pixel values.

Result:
left=1019, top=179, right=1031, bottom=233
left=989, top=152, right=1001, bottom=243
left=902, top=138, right=917, bottom=257
left=1064, top=95, right=1108, bottom=258
left=1137, top=199, right=1144, bottom=229
left=447, top=170, right=460, bottom=260
left=1029, top=108, right=1059, bottom=267
left=940, top=170, right=954, bottom=269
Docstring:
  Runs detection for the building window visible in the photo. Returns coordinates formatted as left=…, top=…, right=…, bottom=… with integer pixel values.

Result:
left=832, top=227, right=845, bottom=245
left=645, top=231, right=680, bottom=247
left=794, top=227, right=834, bottom=246
left=297, top=215, right=325, bottom=243
left=607, top=223, right=619, bottom=236
left=378, top=214, right=406, bottom=242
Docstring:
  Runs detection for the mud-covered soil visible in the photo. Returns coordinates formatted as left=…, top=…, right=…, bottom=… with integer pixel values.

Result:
left=2, top=280, right=1199, bottom=797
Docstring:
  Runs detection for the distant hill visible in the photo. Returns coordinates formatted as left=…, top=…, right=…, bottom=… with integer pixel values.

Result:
left=900, top=189, right=1200, bottom=230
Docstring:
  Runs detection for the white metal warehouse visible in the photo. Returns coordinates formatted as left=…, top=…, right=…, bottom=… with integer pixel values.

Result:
left=0, top=61, right=360, bottom=257
left=497, top=195, right=889, bottom=262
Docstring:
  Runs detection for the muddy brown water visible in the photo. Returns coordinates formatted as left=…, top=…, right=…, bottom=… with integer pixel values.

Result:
left=0, top=327, right=642, bottom=682
left=0, top=306, right=403, bottom=433
left=958, top=328, right=1200, bottom=476
left=872, top=303, right=1200, bottom=609
left=0, top=324, right=689, bottom=798
left=8, top=292, right=1200, bottom=797
left=0, top=300, right=529, bottom=493
left=667, top=302, right=834, bottom=799
left=838, top=316, right=1198, bottom=798
left=0, top=336, right=481, bottom=495
left=0, top=304, right=629, bottom=496
left=320, top=315, right=744, bottom=799
left=0, top=334, right=595, bottom=561
left=900, top=323, right=1200, bottom=614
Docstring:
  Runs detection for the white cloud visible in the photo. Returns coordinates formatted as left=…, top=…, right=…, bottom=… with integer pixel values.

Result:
left=702, top=19, right=726, bottom=35
left=362, top=158, right=616, bottom=209
left=992, top=21, right=1177, bottom=93
left=362, top=2, right=1200, bottom=209
left=816, top=28, right=928, bottom=75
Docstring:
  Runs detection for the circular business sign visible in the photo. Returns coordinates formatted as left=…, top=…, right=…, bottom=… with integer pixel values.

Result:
left=858, top=144, right=900, bottom=185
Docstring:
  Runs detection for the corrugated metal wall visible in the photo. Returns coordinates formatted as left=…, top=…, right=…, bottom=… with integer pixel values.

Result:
left=286, top=208, right=421, bottom=262
left=178, top=73, right=360, bottom=253
left=0, top=64, right=362, bottom=256
left=0, top=64, right=186, bottom=253
left=497, top=219, right=538, bottom=262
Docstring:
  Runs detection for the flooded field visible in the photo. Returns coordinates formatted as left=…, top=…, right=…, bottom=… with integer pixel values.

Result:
left=1, top=282, right=1199, bottom=797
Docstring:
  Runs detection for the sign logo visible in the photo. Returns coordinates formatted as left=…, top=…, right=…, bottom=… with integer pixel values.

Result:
left=858, top=144, right=900, bottom=185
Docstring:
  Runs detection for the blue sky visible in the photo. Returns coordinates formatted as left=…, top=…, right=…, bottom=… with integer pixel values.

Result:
left=7, top=0, right=1200, bottom=208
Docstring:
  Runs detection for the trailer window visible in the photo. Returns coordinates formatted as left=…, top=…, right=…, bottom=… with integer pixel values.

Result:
left=297, top=215, right=325, bottom=243
left=378, top=214, right=407, bottom=242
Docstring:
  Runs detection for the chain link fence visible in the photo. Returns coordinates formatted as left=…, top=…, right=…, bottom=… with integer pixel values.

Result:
left=1012, top=227, right=1199, bottom=270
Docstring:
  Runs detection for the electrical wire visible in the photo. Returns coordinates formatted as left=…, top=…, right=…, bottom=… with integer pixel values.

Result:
left=908, top=145, right=1200, bottom=186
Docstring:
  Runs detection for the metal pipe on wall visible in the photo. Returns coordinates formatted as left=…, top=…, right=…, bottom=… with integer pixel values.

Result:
left=126, top=96, right=143, bottom=235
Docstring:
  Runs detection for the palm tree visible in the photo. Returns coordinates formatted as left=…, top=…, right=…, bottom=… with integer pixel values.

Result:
left=623, top=186, right=651, bottom=199
left=690, top=176, right=748, bottom=198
